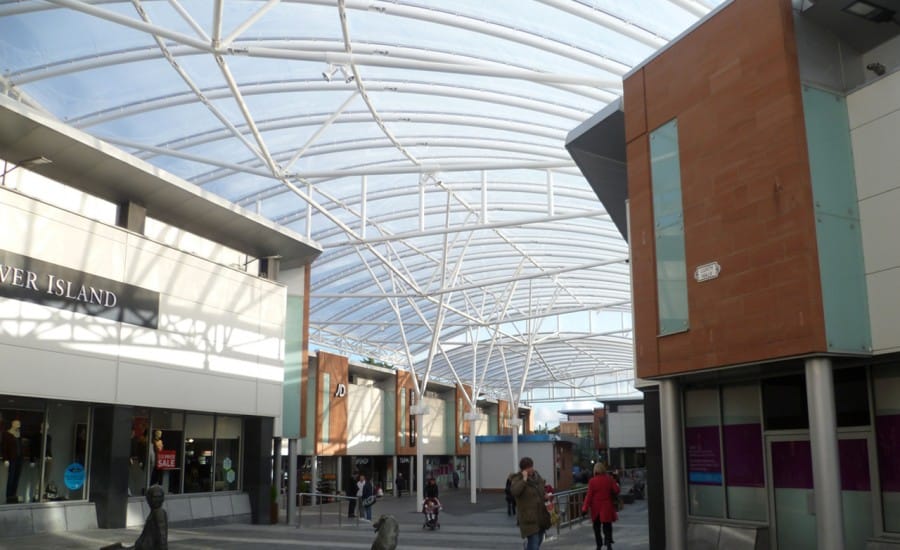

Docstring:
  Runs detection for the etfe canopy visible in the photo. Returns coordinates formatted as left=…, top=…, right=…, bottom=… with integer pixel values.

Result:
left=0, top=0, right=720, bottom=407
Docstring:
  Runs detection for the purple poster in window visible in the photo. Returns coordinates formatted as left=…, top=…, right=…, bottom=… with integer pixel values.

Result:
left=771, top=440, right=813, bottom=489
left=838, top=438, right=870, bottom=491
left=686, top=426, right=722, bottom=485
left=723, top=423, right=765, bottom=487
left=877, top=414, right=900, bottom=492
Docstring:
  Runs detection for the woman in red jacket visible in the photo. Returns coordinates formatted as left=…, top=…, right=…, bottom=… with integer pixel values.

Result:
left=581, top=462, right=620, bottom=550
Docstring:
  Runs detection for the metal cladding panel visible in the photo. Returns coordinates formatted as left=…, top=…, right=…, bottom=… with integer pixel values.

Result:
left=624, top=0, right=828, bottom=378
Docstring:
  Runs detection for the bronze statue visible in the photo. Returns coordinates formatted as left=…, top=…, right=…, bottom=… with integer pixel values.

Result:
left=99, top=484, right=167, bottom=550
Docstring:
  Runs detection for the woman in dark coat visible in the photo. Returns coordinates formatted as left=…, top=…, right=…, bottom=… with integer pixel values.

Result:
left=582, top=462, right=620, bottom=550
left=424, top=477, right=439, bottom=499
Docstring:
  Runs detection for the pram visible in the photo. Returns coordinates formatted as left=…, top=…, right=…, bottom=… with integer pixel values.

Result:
left=422, top=497, right=442, bottom=530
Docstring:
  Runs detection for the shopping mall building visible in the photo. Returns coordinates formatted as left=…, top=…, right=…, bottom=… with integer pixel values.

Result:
left=0, top=101, right=533, bottom=537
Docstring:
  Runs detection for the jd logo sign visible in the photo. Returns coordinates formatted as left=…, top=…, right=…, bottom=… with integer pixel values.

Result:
left=334, top=383, right=347, bottom=397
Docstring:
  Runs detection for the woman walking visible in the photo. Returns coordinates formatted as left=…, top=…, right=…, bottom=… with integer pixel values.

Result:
left=582, top=463, right=620, bottom=550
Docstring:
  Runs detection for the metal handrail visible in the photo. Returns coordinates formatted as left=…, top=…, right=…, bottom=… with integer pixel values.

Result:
left=294, top=492, right=363, bottom=527
left=547, top=486, right=589, bottom=536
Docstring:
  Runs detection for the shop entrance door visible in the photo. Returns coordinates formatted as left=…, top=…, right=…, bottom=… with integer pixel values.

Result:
left=767, top=434, right=874, bottom=550
left=768, top=436, right=816, bottom=550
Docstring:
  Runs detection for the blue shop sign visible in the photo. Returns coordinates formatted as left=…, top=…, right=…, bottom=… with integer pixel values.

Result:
left=64, top=462, right=86, bottom=490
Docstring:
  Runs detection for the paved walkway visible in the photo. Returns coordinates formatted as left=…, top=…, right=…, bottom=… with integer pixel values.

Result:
left=0, top=488, right=649, bottom=549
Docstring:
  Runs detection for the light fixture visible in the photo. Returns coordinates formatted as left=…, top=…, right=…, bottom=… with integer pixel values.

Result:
left=322, top=64, right=355, bottom=83
left=322, top=64, right=338, bottom=82
left=843, top=0, right=896, bottom=22
left=338, top=65, right=355, bottom=83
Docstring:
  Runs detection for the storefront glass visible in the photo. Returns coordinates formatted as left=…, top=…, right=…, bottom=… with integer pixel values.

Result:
left=874, top=363, right=900, bottom=532
left=684, top=387, right=724, bottom=518
left=214, top=416, right=241, bottom=491
left=184, top=414, right=214, bottom=493
left=0, top=397, right=90, bottom=504
left=150, top=410, right=183, bottom=494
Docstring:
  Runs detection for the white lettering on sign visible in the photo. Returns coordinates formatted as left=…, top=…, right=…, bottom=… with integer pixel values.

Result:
left=0, top=263, right=118, bottom=307
left=334, top=383, right=347, bottom=397
left=694, top=262, right=721, bottom=283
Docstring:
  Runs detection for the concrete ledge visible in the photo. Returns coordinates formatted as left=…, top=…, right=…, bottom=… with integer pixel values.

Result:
left=687, top=520, right=769, bottom=550
left=868, top=538, right=900, bottom=549
left=0, top=501, right=96, bottom=539
left=0, top=492, right=251, bottom=537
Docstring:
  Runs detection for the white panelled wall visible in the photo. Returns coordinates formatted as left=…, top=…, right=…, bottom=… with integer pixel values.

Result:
left=850, top=69, right=900, bottom=354
left=346, top=382, right=386, bottom=455
left=0, top=188, right=286, bottom=417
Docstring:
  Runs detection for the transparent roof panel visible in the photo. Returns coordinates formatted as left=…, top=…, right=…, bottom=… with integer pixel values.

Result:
left=0, top=0, right=725, bottom=406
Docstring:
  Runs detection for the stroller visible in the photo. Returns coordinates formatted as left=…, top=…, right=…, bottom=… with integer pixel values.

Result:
left=422, top=497, right=442, bottom=530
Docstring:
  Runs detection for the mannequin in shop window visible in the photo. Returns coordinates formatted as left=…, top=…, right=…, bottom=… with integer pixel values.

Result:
left=150, top=430, right=164, bottom=486
left=2, top=420, right=23, bottom=504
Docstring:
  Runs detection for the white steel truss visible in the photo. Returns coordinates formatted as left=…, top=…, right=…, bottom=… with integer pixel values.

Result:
left=0, top=0, right=719, bottom=408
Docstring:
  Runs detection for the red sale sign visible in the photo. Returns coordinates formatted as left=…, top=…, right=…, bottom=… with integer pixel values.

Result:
left=156, top=450, right=177, bottom=470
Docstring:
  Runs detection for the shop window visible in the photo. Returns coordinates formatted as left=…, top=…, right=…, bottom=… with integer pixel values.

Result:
left=722, top=384, right=766, bottom=521
left=128, top=409, right=151, bottom=497
left=214, top=416, right=241, bottom=492
left=762, top=374, right=809, bottom=430
left=150, top=410, right=183, bottom=494
left=684, top=388, right=724, bottom=518
left=0, top=398, right=90, bottom=504
left=873, top=364, right=900, bottom=532
left=184, top=414, right=214, bottom=493
left=834, top=367, right=869, bottom=427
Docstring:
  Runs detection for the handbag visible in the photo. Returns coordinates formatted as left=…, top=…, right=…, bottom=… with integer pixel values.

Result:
left=363, top=495, right=376, bottom=507
left=538, top=503, right=553, bottom=529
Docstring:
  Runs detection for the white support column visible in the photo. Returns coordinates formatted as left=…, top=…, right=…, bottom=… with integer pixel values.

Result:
left=510, top=417, right=522, bottom=473
left=287, top=439, right=298, bottom=525
left=805, top=357, right=844, bottom=550
left=392, top=455, right=398, bottom=497
left=311, top=453, right=319, bottom=501
left=337, top=456, right=343, bottom=496
left=659, top=379, right=686, bottom=550
left=466, top=411, right=480, bottom=503
left=412, top=403, right=427, bottom=508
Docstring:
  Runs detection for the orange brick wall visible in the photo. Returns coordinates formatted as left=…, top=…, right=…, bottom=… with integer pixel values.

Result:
left=625, top=0, right=827, bottom=378
left=395, top=371, right=418, bottom=455
left=315, top=351, right=348, bottom=455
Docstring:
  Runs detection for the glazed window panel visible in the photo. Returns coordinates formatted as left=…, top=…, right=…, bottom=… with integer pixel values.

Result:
left=184, top=414, right=214, bottom=494
left=649, top=119, right=689, bottom=335
left=214, top=416, right=241, bottom=492
left=684, top=388, right=724, bottom=518
left=873, top=364, right=900, bottom=532
left=321, top=373, right=330, bottom=445
left=147, top=411, right=188, bottom=495
left=722, top=384, right=766, bottom=521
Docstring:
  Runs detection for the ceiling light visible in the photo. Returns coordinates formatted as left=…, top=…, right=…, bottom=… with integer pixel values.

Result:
left=338, top=65, right=355, bottom=84
left=843, top=0, right=896, bottom=22
left=322, top=64, right=337, bottom=82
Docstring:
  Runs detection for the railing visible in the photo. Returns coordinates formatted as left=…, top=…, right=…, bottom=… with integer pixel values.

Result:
left=294, top=492, right=361, bottom=527
left=547, top=486, right=589, bottom=536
